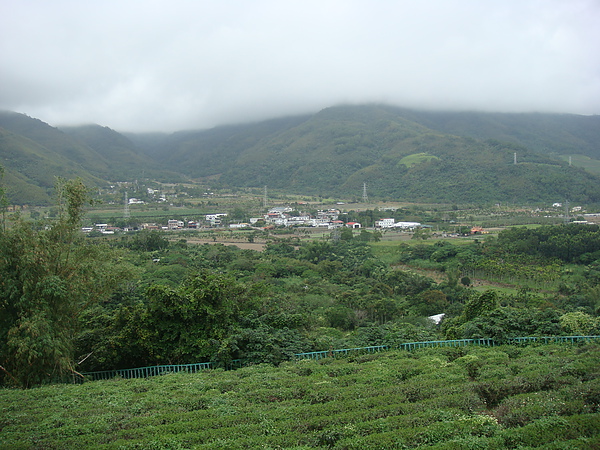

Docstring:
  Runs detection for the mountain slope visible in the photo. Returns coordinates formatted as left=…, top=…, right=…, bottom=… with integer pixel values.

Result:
left=0, top=111, right=109, bottom=173
left=0, top=112, right=176, bottom=204
left=0, top=121, right=104, bottom=204
left=4, top=106, right=600, bottom=205
left=392, top=107, right=600, bottom=159
left=143, top=105, right=600, bottom=204
left=60, top=124, right=174, bottom=181
left=153, top=115, right=310, bottom=176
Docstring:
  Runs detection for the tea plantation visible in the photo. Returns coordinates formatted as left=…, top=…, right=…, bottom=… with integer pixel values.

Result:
left=1, top=343, right=599, bottom=449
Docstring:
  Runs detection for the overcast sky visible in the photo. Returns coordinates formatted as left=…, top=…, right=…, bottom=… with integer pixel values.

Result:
left=1, top=0, right=599, bottom=132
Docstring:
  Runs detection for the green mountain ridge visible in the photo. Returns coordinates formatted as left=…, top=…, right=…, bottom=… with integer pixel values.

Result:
left=2, top=105, right=600, bottom=205
left=60, top=124, right=175, bottom=181
left=145, top=104, right=600, bottom=203
left=0, top=119, right=104, bottom=204
left=397, top=107, right=600, bottom=158
left=0, top=112, right=169, bottom=204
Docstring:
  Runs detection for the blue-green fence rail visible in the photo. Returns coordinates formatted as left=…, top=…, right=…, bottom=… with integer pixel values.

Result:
left=84, top=360, right=244, bottom=381
left=82, top=335, right=599, bottom=381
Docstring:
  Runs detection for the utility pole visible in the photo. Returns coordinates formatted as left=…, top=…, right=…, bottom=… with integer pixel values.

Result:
left=263, top=186, right=268, bottom=209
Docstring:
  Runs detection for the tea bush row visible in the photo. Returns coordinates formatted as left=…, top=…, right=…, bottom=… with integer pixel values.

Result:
left=1, top=344, right=598, bottom=449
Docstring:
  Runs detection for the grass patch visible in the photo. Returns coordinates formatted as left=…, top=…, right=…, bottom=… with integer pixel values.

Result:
left=398, top=152, right=440, bottom=168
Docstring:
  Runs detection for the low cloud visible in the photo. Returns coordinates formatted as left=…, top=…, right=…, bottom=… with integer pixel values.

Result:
left=1, top=0, right=598, bottom=131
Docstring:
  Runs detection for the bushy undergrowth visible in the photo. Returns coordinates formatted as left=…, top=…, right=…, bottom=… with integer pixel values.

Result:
left=1, top=344, right=599, bottom=449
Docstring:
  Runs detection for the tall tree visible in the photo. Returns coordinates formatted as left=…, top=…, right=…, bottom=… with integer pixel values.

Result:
left=140, top=271, right=261, bottom=363
left=0, top=178, right=131, bottom=387
left=0, top=166, right=7, bottom=231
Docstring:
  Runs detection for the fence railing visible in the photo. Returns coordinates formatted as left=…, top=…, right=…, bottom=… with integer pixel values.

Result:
left=294, top=345, right=390, bottom=361
left=82, top=335, right=600, bottom=382
left=83, top=360, right=244, bottom=381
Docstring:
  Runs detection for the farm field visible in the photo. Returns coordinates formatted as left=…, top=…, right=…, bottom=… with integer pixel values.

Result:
left=1, top=343, right=599, bottom=449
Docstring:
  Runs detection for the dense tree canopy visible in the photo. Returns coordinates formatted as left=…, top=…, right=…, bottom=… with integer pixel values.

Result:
left=0, top=179, right=132, bottom=387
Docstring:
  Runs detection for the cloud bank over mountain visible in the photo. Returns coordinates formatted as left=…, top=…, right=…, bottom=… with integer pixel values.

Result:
left=1, top=0, right=598, bottom=131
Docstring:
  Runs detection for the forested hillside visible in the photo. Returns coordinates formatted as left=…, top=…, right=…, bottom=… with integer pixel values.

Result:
left=61, top=124, right=181, bottom=182
left=0, top=112, right=164, bottom=204
left=0, top=113, right=105, bottom=204
left=3, top=105, right=600, bottom=205
left=60, top=124, right=152, bottom=179
left=137, top=105, right=600, bottom=204
left=390, top=107, right=600, bottom=159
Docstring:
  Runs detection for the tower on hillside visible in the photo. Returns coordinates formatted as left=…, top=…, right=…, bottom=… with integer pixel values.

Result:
left=362, top=182, right=368, bottom=203
left=124, top=192, right=130, bottom=220
left=514, top=152, right=517, bottom=165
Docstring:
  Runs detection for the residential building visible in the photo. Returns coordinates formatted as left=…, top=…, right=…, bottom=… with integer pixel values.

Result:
left=375, top=218, right=395, bottom=228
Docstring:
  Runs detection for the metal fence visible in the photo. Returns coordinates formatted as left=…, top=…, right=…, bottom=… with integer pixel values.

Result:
left=82, top=335, right=600, bottom=382
left=83, top=360, right=243, bottom=381
left=293, top=345, right=390, bottom=361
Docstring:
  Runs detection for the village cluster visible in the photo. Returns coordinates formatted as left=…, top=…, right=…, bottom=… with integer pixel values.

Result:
left=80, top=206, right=425, bottom=235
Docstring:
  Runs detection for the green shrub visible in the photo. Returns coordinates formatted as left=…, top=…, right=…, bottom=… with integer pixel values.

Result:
left=494, top=391, right=568, bottom=427
left=500, top=414, right=600, bottom=448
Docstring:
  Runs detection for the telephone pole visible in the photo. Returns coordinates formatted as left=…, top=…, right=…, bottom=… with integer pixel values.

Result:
left=263, top=186, right=268, bottom=209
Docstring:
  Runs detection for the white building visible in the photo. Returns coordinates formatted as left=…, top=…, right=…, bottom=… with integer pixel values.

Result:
left=268, top=207, right=293, bottom=214
left=229, top=223, right=251, bottom=229
left=167, top=219, right=184, bottom=229
left=375, top=218, right=395, bottom=228
left=205, top=213, right=228, bottom=226
left=393, top=221, right=421, bottom=229
left=309, top=218, right=331, bottom=227
left=287, top=215, right=312, bottom=226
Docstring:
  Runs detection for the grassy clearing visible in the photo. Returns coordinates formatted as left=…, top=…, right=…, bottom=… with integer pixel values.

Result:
left=398, top=153, right=440, bottom=168
left=472, top=284, right=521, bottom=295
left=560, top=154, right=600, bottom=176
left=1, top=344, right=599, bottom=449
